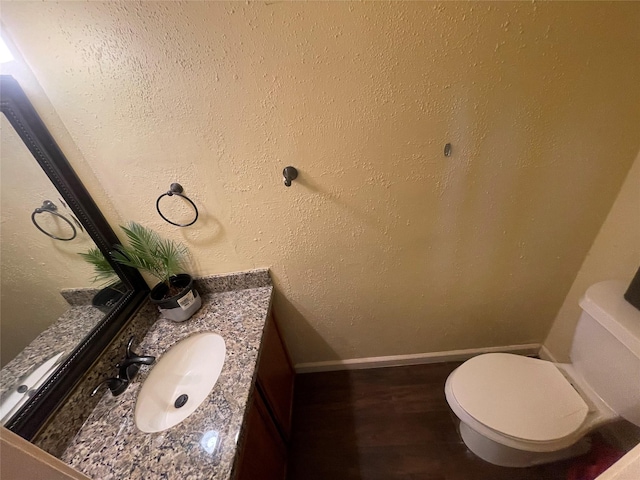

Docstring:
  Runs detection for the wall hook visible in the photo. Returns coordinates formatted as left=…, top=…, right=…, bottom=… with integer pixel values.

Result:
left=444, top=143, right=452, bottom=157
left=283, top=166, right=298, bottom=187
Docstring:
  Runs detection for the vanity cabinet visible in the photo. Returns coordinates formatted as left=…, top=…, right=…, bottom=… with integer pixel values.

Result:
left=235, top=312, right=295, bottom=480
left=235, top=390, right=288, bottom=480
left=256, top=312, right=295, bottom=440
left=57, top=272, right=283, bottom=480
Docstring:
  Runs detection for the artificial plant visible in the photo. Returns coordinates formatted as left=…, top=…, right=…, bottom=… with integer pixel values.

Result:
left=111, top=222, right=189, bottom=293
left=79, top=247, right=120, bottom=288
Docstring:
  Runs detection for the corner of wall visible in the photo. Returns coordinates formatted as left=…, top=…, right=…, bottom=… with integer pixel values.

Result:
left=543, top=149, right=640, bottom=361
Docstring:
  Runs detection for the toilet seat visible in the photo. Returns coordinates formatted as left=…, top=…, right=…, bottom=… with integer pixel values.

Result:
left=446, top=353, right=589, bottom=447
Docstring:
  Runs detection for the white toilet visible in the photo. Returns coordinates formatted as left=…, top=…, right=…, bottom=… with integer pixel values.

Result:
left=445, top=280, right=640, bottom=467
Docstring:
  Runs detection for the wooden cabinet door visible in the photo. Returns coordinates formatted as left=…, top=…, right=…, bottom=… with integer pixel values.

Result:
left=235, top=393, right=287, bottom=480
left=256, top=314, right=295, bottom=441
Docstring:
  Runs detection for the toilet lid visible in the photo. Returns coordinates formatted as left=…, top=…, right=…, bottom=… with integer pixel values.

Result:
left=449, top=353, right=588, bottom=442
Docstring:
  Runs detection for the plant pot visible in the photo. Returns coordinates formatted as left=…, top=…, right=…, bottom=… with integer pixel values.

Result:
left=92, top=284, right=125, bottom=313
left=149, top=273, right=202, bottom=322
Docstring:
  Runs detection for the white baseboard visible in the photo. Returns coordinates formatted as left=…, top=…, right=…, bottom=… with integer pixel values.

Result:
left=294, top=343, right=542, bottom=374
left=538, top=344, right=559, bottom=362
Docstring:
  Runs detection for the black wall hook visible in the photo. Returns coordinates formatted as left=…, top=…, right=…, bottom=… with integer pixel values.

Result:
left=283, top=166, right=298, bottom=187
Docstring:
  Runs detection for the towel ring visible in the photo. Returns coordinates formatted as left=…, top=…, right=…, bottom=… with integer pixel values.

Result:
left=31, top=200, right=77, bottom=241
left=156, top=183, right=199, bottom=227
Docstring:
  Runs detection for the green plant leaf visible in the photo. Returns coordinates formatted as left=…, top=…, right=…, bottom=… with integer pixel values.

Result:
left=111, top=222, right=189, bottom=286
left=78, top=247, right=118, bottom=287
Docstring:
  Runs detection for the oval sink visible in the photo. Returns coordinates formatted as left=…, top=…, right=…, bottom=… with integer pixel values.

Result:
left=135, top=332, right=226, bottom=433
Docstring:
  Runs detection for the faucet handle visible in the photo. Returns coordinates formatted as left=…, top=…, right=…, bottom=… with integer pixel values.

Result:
left=125, top=336, right=155, bottom=364
left=89, top=338, right=156, bottom=398
left=119, top=336, right=155, bottom=381
left=125, top=336, right=139, bottom=359
left=90, top=377, right=127, bottom=397
left=126, top=355, right=155, bottom=366
left=116, top=358, right=154, bottom=382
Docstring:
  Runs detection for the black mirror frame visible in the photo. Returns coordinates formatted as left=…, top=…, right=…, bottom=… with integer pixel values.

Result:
left=1, top=75, right=149, bottom=440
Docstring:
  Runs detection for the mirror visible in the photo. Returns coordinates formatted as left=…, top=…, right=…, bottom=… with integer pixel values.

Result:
left=0, top=75, right=148, bottom=439
left=1, top=112, right=99, bottom=369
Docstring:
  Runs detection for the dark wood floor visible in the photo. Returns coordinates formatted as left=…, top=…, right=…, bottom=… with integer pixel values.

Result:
left=287, top=362, right=578, bottom=480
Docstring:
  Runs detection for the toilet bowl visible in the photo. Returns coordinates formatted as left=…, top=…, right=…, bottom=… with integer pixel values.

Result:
left=444, top=280, right=640, bottom=467
left=445, top=353, right=615, bottom=466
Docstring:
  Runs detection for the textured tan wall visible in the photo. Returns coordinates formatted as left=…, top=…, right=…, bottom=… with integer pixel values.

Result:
left=2, top=2, right=639, bottom=364
left=0, top=55, right=98, bottom=366
left=1, top=115, right=79, bottom=366
left=544, top=150, right=640, bottom=362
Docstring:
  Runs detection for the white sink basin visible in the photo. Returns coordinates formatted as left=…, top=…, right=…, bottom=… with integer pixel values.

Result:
left=0, top=351, right=65, bottom=424
left=135, top=332, right=226, bottom=433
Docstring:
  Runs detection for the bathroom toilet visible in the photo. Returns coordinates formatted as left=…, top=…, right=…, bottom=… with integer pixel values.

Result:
left=445, top=280, right=640, bottom=467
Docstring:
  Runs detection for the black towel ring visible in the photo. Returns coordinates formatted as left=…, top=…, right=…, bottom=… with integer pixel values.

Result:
left=31, top=200, right=77, bottom=241
left=156, top=183, right=199, bottom=227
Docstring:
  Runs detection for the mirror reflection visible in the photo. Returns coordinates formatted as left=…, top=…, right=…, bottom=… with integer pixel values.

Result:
left=0, top=111, right=127, bottom=424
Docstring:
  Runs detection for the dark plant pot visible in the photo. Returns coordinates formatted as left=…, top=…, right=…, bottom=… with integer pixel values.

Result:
left=149, top=273, right=201, bottom=322
left=92, top=284, right=124, bottom=313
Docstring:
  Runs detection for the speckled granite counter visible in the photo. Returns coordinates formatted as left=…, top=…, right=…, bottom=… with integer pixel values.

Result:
left=61, top=269, right=273, bottom=480
left=0, top=304, right=104, bottom=399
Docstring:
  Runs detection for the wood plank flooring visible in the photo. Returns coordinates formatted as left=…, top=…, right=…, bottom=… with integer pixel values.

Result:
left=287, top=362, right=576, bottom=480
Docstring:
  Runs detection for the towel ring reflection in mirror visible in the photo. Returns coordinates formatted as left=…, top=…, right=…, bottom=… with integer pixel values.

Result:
left=31, top=200, right=77, bottom=241
left=155, top=183, right=199, bottom=227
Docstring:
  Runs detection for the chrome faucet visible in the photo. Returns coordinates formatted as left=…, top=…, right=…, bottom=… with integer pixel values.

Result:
left=91, top=336, right=155, bottom=397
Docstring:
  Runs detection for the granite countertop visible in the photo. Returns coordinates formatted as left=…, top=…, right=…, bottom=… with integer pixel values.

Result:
left=0, top=304, right=104, bottom=399
left=61, top=269, right=273, bottom=480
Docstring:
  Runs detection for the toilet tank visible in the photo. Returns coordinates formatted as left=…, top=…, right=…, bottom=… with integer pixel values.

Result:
left=571, top=280, right=640, bottom=426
